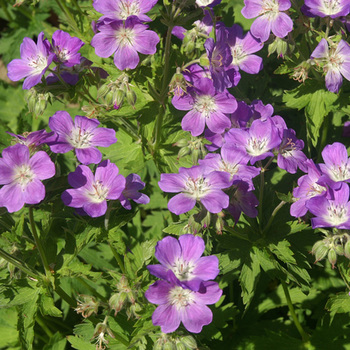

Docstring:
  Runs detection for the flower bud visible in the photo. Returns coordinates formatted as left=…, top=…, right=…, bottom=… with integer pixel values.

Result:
left=75, top=294, right=99, bottom=318
left=109, top=292, right=127, bottom=315
left=344, top=240, right=350, bottom=259
left=311, top=240, right=329, bottom=263
left=163, top=342, right=177, bottom=350
left=126, top=89, right=137, bottom=107
left=97, top=83, right=110, bottom=99
left=328, top=248, right=337, bottom=269
left=180, top=335, right=197, bottom=349
left=169, top=67, right=188, bottom=96
left=176, top=342, right=186, bottom=350
left=114, top=89, right=125, bottom=108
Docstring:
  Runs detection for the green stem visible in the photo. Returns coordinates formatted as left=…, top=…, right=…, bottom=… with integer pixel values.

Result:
left=281, top=281, right=310, bottom=342
left=258, top=162, right=265, bottom=231
left=54, top=285, right=77, bottom=307
left=47, top=69, right=69, bottom=89
left=0, top=0, right=12, bottom=21
left=71, top=0, right=84, bottom=16
left=263, top=201, right=286, bottom=234
left=0, top=247, right=40, bottom=279
left=29, top=207, right=51, bottom=277
left=161, top=25, right=174, bottom=98
left=54, top=0, right=80, bottom=35
left=154, top=108, right=164, bottom=152
left=109, top=243, right=126, bottom=275
left=111, top=117, right=139, bottom=142
left=317, top=113, right=331, bottom=163
left=36, top=314, right=54, bottom=338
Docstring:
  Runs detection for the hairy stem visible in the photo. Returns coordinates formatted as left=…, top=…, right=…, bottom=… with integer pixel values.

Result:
left=109, top=243, right=126, bottom=275
left=263, top=201, right=286, bottom=234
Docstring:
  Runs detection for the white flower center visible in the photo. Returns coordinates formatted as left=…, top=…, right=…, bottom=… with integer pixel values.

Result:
left=87, top=181, right=109, bottom=203
left=261, top=0, right=280, bottom=19
left=68, top=127, right=93, bottom=149
left=327, top=50, right=344, bottom=71
left=118, top=0, right=140, bottom=20
left=27, top=54, right=48, bottom=74
left=196, top=0, right=213, bottom=6
left=194, top=95, right=217, bottom=118
left=116, top=27, right=135, bottom=48
left=320, top=0, right=342, bottom=15
left=168, top=286, right=194, bottom=309
left=13, top=164, right=35, bottom=187
left=307, top=183, right=327, bottom=197
left=172, top=258, right=195, bottom=281
left=329, top=163, right=350, bottom=182
left=219, top=160, right=239, bottom=176
left=56, top=48, right=69, bottom=62
left=326, top=203, right=348, bottom=226
left=246, top=137, right=268, bottom=156
left=231, top=45, right=246, bottom=66
left=184, top=176, right=210, bottom=199
left=280, top=138, right=297, bottom=157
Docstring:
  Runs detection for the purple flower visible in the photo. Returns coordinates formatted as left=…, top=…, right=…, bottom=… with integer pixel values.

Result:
left=172, top=78, right=237, bottom=136
left=61, top=160, right=126, bottom=217
left=343, top=121, right=350, bottom=137
left=224, top=117, right=281, bottom=165
left=51, top=30, right=84, bottom=67
left=0, top=144, right=55, bottom=213
left=290, top=160, right=327, bottom=218
left=204, top=37, right=233, bottom=92
left=196, top=0, right=222, bottom=7
left=241, top=0, right=293, bottom=42
left=145, top=280, right=222, bottom=333
left=93, top=0, right=158, bottom=22
left=302, top=0, right=350, bottom=18
left=7, top=32, right=53, bottom=89
left=48, top=111, right=117, bottom=165
left=277, top=128, right=308, bottom=174
left=158, top=165, right=232, bottom=215
left=7, top=129, right=53, bottom=150
left=306, top=183, right=350, bottom=229
left=147, top=235, right=219, bottom=291
left=119, top=173, right=150, bottom=210
left=172, top=26, right=186, bottom=40
left=225, top=24, right=263, bottom=85
left=311, top=38, right=350, bottom=93
left=91, top=16, right=159, bottom=70
left=319, top=142, right=350, bottom=188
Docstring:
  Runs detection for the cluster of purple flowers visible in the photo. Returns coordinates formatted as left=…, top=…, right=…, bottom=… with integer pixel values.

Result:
left=7, top=30, right=89, bottom=89
left=91, top=0, right=160, bottom=70
left=0, top=111, right=149, bottom=216
left=145, top=234, right=222, bottom=333
left=164, top=96, right=309, bottom=222
left=291, top=142, right=350, bottom=229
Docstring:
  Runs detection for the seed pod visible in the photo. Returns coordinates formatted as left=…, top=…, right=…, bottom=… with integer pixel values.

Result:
left=312, top=240, right=329, bottom=263
left=181, top=335, right=197, bottom=349
left=344, top=240, right=350, bottom=259
left=126, top=89, right=137, bottom=107
left=328, top=248, right=337, bottom=269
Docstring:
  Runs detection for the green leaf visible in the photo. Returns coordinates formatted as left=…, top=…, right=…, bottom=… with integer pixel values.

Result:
left=163, top=221, right=189, bottom=236
left=67, top=336, right=95, bottom=350
left=0, top=308, right=19, bottom=348
left=275, top=191, right=293, bottom=203
left=38, top=292, right=62, bottom=318
left=43, top=332, right=67, bottom=350
left=17, top=289, right=40, bottom=350
left=325, top=292, right=350, bottom=315
left=269, top=240, right=296, bottom=265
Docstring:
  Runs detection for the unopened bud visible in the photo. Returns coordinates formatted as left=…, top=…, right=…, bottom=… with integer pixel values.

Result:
left=312, top=240, right=329, bottom=263
left=328, top=248, right=337, bottom=269
left=344, top=240, right=350, bottom=259
left=97, top=83, right=110, bottom=99
left=163, top=342, right=176, bottom=350
left=177, top=146, right=191, bottom=159
left=181, top=336, right=197, bottom=349
left=105, top=89, right=115, bottom=106
left=75, top=295, right=99, bottom=318
left=114, top=89, right=125, bottom=108
left=199, top=54, right=210, bottom=67
left=176, top=342, right=186, bottom=350
left=109, top=292, right=127, bottom=315
left=126, top=89, right=137, bottom=107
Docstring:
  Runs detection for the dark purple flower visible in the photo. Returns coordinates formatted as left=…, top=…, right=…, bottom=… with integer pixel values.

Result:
left=147, top=235, right=219, bottom=291
left=224, top=117, right=281, bottom=165
left=51, top=30, right=84, bottom=67
left=319, top=142, right=350, bottom=188
left=241, top=0, right=293, bottom=42
left=119, top=173, right=149, bottom=210
left=0, top=144, right=55, bottom=212
left=158, top=165, right=231, bottom=215
left=290, top=160, right=327, bottom=218
left=311, top=39, right=350, bottom=93
left=204, top=37, right=233, bottom=92
left=172, top=78, right=237, bottom=136
left=343, top=121, right=350, bottom=137
left=91, top=16, right=159, bottom=70
left=7, top=32, right=53, bottom=89
left=145, top=280, right=222, bottom=333
left=306, top=183, right=350, bottom=229
left=48, top=111, right=117, bottom=165
left=7, top=129, right=53, bottom=150
left=277, top=128, right=308, bottom=174
left=93, top=0, right=158, bottom=22
left=62, top=160, right=126, bottom=217
left=302, top=0, right=350, bottom=18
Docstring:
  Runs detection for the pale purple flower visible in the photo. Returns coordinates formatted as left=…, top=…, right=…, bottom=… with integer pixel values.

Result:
left=302, top=0, right=350, bottom=18
left=225, top=24, right=263, bottom=85
left=62, top=160, right=126, bottom=217
left=48, top=111, right=117, bottom=165
left=172, top=26, right=186, bottom=40
left=306, top=183, right=350, bottom=229
left=311, top=38, right=350, bottom=93
left=93, top=0, right=158, bottom=22
left=158, top=165, right=231, bottom=215
left=91, top=16, right=159, bottom=70
left=0, top=144, right=55, bottom=213
left=172, top=78, right=237, bottom=136
left=290, top=160, right=327, bottom=218
left=147, top=235, right=219, bottom=291
left=7, top=129, right=53, bottom=150
left=241, top=0, right=293, bottom=42
left=145, top=280, right=222, bottom=333
left=319, top=142, right=350, bottom=188
left=51, top=30, right=84, bottom=67
left=118, top=173, right=149, bottom=210
left=224, top=117, right=281, bottom=165
left=7, top=32, right=53, bottom=89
